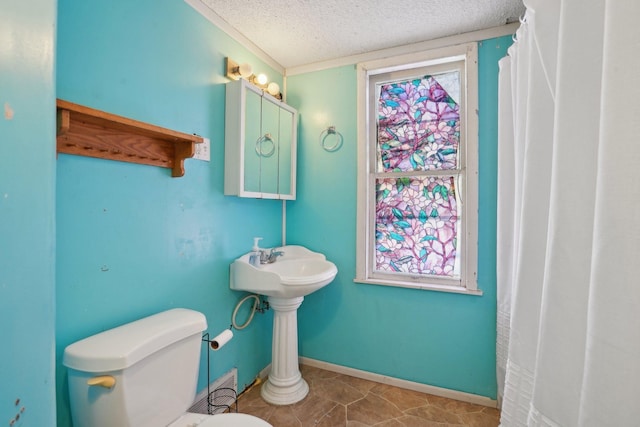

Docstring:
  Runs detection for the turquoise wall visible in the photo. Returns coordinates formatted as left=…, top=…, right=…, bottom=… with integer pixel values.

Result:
left=287, top=36, right=511, bottom=399
left=55, top=0, right=282, bottom=425
left=0, top=0, right=57, bottom=424
left=1, top=0, right=510, bottom=421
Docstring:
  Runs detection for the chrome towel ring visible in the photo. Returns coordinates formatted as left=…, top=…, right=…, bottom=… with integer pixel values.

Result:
left=320, top=126, right=343, bottom=152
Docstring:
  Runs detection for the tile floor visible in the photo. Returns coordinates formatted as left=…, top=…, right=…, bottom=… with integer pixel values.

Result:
left=235, top=365, right=500, bottom=426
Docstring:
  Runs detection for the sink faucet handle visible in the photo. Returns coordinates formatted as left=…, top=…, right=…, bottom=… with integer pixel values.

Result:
left=266, top=248, right=285, bottom=263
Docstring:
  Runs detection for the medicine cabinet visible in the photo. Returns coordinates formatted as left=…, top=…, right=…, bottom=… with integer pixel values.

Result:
left=224, top=79, right=297, bottom=199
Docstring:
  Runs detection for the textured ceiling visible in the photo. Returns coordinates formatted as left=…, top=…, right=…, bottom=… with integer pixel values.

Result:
left=198, top=0, right=525, bottom=69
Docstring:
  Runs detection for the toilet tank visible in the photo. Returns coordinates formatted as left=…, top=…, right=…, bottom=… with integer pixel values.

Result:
left=63, top=308, right=207, bottom=427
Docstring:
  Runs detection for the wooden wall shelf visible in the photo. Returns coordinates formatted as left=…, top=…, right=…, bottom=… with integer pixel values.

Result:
left=56, top=99, right=203, bottom=177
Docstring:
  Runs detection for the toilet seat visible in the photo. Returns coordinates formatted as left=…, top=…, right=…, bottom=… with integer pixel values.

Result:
left=198, top=413, right=272, bottom=426
left=168, top=412, right=272, bottom=427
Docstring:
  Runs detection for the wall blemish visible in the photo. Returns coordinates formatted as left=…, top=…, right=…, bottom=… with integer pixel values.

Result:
left=8, top=397, right=25, bottom=426
left=4, top=102, right=14, bottom=120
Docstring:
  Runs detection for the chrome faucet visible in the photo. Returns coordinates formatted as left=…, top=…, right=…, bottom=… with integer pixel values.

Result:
left=260, top=248, right=285, bottom=264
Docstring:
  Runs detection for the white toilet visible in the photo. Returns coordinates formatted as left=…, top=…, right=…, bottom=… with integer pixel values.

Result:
left=63, top=308, right=271, bottom=427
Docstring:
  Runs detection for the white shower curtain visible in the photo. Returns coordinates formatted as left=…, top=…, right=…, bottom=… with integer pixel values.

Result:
left=497, top=0, right=640, bottom=425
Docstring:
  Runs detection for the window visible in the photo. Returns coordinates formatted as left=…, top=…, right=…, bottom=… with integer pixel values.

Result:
left=356, top=43, right=480, bottom=295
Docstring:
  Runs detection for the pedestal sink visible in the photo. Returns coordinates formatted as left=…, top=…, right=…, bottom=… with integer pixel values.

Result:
left=230, top=245, right=337, bottom=405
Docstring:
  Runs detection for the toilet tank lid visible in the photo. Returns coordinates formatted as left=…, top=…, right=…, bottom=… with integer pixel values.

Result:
left=63, top=308, right=207, bottom=372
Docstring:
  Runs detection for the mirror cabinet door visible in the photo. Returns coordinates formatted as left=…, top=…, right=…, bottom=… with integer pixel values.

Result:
left=260, top=96, right=280, bottom=195
left=278, top=107, right=294, bottom=196
left=243, top=87, right=262, bottom=193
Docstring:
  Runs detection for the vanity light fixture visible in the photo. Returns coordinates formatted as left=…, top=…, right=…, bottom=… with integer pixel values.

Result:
left=225, top=58, right=253, bottom=80
left=225, top=57, right=283, bottom=100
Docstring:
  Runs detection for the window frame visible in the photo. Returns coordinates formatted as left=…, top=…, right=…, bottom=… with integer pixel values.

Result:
left=355, top=42, right=481, bottom=295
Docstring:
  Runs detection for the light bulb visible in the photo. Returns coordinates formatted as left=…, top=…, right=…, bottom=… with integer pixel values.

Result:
left=237, top=63, right=252, bottom=78
left=255, top=73, right=268, bottom=86
left=266, top=82, right=280, bottom=96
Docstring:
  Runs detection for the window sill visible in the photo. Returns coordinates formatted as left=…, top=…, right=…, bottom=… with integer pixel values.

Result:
left=353, top=277, right=483, bottom=296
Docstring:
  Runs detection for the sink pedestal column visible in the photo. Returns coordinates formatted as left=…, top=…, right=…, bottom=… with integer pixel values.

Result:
left=261, top=296, right=309, bottom=405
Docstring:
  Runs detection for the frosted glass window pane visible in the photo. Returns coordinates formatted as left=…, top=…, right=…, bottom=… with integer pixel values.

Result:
left=375, top=176, right=461, bottom=278
left=376, top=73, right=460, bottom=172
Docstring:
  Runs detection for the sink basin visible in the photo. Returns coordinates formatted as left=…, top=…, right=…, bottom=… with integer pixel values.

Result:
left=230, top=245, right=338, bottom=404
left=230, top=245, right=337, bottom=298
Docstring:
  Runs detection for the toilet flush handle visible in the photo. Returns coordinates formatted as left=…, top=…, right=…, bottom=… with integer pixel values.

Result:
left=87, top=375, right=116, bottom=389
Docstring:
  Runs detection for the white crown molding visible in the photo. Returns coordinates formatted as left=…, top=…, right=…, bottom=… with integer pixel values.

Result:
left=286, top=22, right=519, bottom=76
left=184, top=0, right=284, bottom=74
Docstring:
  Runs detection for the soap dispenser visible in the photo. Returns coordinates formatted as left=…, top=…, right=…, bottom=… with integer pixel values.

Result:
left=249, top=237, right=262, bottom=267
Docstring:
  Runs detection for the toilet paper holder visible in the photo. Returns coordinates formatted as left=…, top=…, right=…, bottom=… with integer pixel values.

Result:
left=201, top=330, right=238, bottom=415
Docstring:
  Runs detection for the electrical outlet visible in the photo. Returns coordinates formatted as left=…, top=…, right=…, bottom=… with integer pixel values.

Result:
left=193, top=137, right=210, bottom=161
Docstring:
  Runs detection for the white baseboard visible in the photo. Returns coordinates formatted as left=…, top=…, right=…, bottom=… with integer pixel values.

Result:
left=298, top=357, right=498, bottom=408
left=258, top=364, right=271, bottom=382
